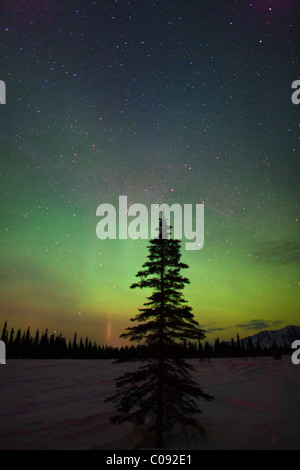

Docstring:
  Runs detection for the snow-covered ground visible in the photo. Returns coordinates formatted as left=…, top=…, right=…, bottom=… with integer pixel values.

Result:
left=0, top=357, right=299, bottom=450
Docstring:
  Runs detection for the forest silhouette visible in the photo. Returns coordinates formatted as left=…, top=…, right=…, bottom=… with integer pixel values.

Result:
left=1, top=321, right=290, bottom=360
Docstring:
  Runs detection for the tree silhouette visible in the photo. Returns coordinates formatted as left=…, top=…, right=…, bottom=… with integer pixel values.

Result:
left=1, top=320, right=8, bottom=343
left=106, top=217, right=214, bottom=448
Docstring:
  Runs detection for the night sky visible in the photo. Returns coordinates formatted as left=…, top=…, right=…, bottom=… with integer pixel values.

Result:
left=0, top=0, right=299, bottom=347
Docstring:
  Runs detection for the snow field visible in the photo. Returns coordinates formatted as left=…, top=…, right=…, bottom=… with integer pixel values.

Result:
left=0, top=356, right=299, bottom=450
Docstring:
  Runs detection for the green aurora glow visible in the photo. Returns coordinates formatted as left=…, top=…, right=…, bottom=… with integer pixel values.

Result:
left=0, top=0, right=299, bottom=347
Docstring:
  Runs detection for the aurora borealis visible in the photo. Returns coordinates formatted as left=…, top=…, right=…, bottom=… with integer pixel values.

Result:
left=0, top=0, right=299, bottom=347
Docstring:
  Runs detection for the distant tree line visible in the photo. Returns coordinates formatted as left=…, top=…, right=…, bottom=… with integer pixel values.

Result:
left=203, top=333, right=288, bottom=359
left=0, top=321, right=291, bottom=360
left=0, top=321, right=125, bottom=359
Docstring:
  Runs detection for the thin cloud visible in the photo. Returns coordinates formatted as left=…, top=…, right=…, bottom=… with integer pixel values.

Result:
left=253, top=241, right=300, bottom=265
left=235, top=319, right=283, bottom=331
left=204, top=327, right=230, bottom=333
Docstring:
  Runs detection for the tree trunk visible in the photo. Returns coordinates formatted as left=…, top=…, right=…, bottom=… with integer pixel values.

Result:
left=156, top=233, right=165, bottom=448
left=156, top=357, right=164, bottom=447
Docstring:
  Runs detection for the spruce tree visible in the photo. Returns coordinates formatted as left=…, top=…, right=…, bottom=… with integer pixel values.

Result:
left=1, top=321, right=8, bottom=344
left=106, top=218, right=213, bottom=448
